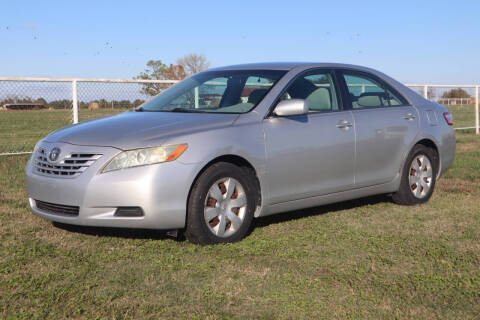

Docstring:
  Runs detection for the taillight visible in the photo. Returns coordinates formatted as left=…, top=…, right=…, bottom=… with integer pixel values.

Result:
left=443, top=112, right=453, bottom=126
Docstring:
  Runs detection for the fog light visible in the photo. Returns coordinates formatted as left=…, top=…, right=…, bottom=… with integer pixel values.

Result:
left=114, top=207, right=144, bottom=217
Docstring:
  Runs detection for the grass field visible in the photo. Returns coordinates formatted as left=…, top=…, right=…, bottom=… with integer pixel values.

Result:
left=0, top=104, right=478, bottom=153
left=0, top=109, right=130, bottom=153
left=446, top=105, right=478, bottom=129
left=0, top=118, right=479, bottom=317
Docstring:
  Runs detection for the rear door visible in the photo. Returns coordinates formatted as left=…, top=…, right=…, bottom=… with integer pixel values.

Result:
left=263, top=69, right=355, bottom=204
left=338, top=70, right=419, bottom=187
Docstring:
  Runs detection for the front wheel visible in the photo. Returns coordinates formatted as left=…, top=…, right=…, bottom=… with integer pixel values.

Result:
left=185, top=162, right=256, bottom=245
left=392, top=144, right=437, bottom=205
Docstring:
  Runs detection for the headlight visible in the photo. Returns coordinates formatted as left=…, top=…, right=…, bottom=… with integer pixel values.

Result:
left=101, top=144, right=187, bottom=173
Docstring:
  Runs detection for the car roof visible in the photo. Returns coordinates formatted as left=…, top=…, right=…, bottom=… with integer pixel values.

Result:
left=209, top=62, right=377, bottom=72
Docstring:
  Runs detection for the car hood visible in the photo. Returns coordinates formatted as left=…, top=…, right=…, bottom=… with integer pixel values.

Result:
left=45, top=111, right=239, bottom=150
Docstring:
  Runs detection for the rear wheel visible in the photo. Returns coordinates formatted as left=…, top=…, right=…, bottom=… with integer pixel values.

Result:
left=392, top=144, right=437, bottom=205
left=185, top=162, right=256, bottom=245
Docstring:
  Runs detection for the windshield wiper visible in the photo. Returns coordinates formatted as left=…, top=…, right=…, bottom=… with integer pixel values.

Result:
left=136, top=107, right=205, bottom=113
left=168, top=108, right=204, bottom=113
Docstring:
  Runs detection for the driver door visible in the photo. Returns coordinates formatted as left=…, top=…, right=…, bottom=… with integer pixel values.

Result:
left=263, top=70, right=355, bottom=204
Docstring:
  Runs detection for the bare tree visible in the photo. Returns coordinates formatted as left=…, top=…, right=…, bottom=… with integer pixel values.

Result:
left=427, top=87, right=435, bottom=100
left=177, top=53, right=210, bottom=75
left=163, top=64, right=187, bottom=81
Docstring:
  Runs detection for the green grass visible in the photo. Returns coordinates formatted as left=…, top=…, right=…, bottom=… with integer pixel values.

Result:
left=0, top=123, right=479, bottom=318
left=446, top=105, right=478, bottom=129
left=0, top=109, right=130, bottom=153
left=0, top=110, right=70, bottom=153
left=78, top=108, right=131, bottom=122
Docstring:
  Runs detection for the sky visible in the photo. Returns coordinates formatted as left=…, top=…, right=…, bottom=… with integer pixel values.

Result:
left=1, top=0, right=479, bottom=84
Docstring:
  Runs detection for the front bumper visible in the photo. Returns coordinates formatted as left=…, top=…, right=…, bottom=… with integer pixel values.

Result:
left=26, top=141, right=197, bottom=229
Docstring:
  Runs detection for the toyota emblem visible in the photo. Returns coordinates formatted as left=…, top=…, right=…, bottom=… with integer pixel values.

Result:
left=49, top=147, right=61, bottom=162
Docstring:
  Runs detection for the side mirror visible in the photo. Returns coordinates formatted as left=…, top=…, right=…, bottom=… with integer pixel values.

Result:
left=273, top=99, right=309, bottom=116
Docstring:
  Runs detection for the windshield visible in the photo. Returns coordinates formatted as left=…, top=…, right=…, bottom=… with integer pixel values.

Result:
left=139, top=69, right=287, bottom=113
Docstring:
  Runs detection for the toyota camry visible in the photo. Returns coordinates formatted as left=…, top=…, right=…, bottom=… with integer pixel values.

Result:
left=26, top=63, right=456, bottom=244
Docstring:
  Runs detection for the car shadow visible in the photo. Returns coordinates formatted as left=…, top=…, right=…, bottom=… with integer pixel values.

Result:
left=52, top=222, right=175, bottom=241
left=52, top=194, right=391, bottom=241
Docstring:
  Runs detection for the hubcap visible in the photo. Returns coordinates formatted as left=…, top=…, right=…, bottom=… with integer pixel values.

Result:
left=408, top=154, right=433, bottom=199
left=204, top=177, right=247, bottom=238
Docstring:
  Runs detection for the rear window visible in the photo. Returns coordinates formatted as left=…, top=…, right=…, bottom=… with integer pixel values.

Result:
left=343, top=72, right=407, bottom=108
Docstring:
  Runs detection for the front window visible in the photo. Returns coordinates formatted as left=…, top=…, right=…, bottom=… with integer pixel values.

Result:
left=280, top=70, right=340, bottom=112
left=139, top=70, right=286, bottom=113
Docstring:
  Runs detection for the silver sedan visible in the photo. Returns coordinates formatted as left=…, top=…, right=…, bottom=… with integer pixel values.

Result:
left=26, top=63, right=456, bottom=244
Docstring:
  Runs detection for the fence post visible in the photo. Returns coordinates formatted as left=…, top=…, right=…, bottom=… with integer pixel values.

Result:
left=72, top=80, right=78, bottom=124
left=423, top=85, right=428, bottom=99
left=475, top=86, right=479, bottom=135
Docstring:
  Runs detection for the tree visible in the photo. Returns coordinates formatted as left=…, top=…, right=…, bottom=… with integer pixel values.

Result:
left=427, top=87, right=435, bottom=100
left=35, top=98, right=47, bottom=106
left=135, top=54, right=210, bottom=96
left=442, top=88, right=470, bottom=99
left=1, top=94, right=33, bottom=104
left=135, top=60, right=190, bottom=96
left=135, top=60, right=169, bottom=96
left=176, top=53, right=210, bottom=75
left=133, top=99, right=145, bottom=107
left=163, top=64, right=187, bottom=81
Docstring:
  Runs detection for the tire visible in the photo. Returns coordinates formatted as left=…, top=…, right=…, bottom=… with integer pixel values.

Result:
left=392, top=144, right=437, bottom=205
left=185, top=162, right=257, bottom=245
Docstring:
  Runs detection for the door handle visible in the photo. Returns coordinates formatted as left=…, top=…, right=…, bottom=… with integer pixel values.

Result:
left=404, top=112, right=416, bottom=121
left=336, top=120, right=353, bottom=130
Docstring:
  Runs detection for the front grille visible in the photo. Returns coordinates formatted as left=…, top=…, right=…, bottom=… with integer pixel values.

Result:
left=34, top=147, right=102, bottom=178
left=35, top=200, right=79, bottom=216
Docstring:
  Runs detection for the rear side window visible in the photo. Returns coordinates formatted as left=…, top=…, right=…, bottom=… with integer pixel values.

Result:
left=343, top=73, right=405, bottom=108
left=280, top=71, right=339, bottom=112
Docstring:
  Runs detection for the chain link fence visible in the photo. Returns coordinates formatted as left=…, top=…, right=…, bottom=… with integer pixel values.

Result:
left=0, top=78, right=479, bottom=155
left=0, top=78, right=177, bottom=154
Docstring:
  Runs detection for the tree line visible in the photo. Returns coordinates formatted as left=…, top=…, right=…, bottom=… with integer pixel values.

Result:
left=1, top=96, right=145, bottom=109
left=441, top=88, right=470, bottom=99
left=1, top=53, right=211, bottom=110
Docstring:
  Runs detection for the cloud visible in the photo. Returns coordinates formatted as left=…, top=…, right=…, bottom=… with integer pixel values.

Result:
left=25, top=24, right=39, bottom=30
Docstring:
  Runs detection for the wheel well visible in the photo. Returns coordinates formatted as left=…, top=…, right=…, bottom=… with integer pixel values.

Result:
left=188, top=155, right=262, bottom=209
left=415, top=139, right=440, bottom=174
